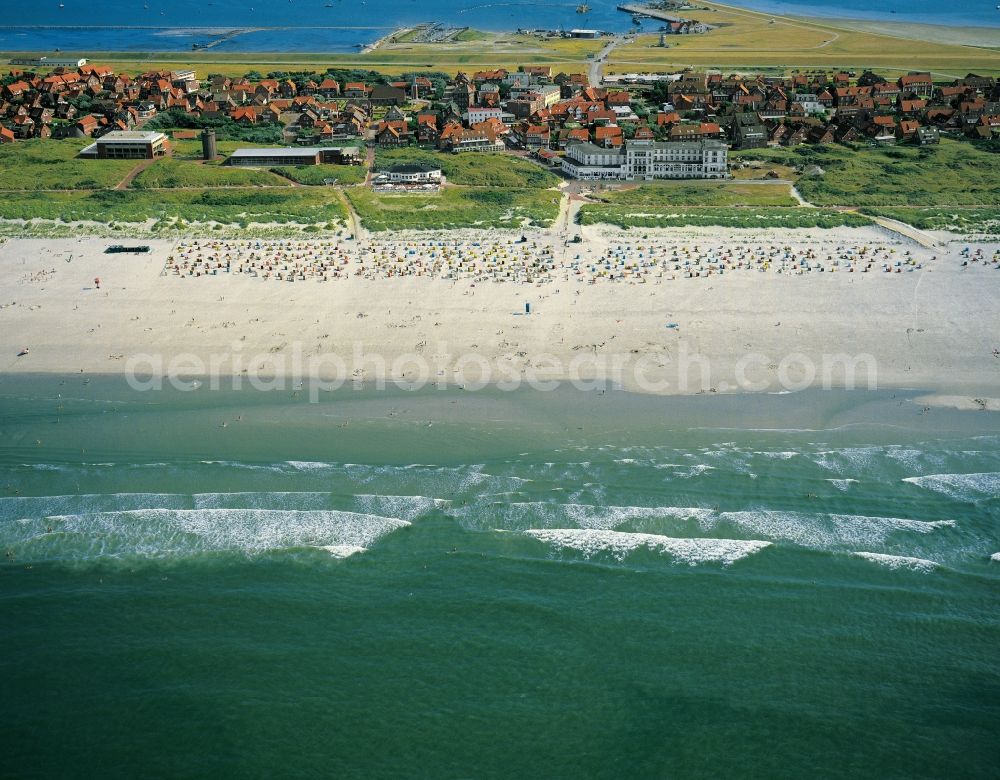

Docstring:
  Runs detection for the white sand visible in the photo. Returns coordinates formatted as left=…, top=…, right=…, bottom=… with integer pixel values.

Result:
left=1, top=225, right=998, bottom=396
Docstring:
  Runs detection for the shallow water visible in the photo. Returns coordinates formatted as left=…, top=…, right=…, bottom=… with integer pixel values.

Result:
left=1, top=377, right=998, bottom=777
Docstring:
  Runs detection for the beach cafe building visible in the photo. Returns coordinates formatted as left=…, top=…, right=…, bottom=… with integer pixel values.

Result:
left=79, top=130, right=169, bottom=160
left=383, top=163, right=442, bottom=183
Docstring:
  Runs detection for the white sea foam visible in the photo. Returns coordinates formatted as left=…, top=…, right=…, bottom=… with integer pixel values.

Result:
left=990, top=552, right=1000, bottom=563
left=664, top=464, right=715, bottom=479
left=2, top=509, right=409, bottom=562
left=285, top=460, right=338, bottom=472
left=192, top=491, right=332, bottom=510
left=825, top=479, right=859, bottom=491
left=883, top=448, right=930, bottom=470
left=351, top=493, right=445, bottom=522
left=465, top=502, right=714, bottom=531
left=315, top=545, right=366, bottom=558
left=902, top=472, right=1000, bottom=502
left=811, top=447, right=883, bottom=474
left=524, top=528, right=770, bottom=566
left=852, top=552, right=938, bottom=572
left=714, top=510, right=954, bottom=549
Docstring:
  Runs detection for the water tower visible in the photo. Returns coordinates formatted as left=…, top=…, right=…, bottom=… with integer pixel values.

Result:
left=201, top=128, right=217, bottom=161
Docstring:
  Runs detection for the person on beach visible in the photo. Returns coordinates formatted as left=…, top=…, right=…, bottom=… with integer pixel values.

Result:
left=94, top=277, right=101, bottom=290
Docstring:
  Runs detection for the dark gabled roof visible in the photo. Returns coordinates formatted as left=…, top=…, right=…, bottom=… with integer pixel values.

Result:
left=370, top=84, right=406, bottom=99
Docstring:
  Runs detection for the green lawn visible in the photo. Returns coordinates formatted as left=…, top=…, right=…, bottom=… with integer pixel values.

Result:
left=346, top=187, right=560, bottom=231
left=375, top=148, right=561, bottom=189
left=577, top=206, right=870, bottom=229
left=131, top=158, right=290, bottom=188
left=737, top=140, right=1000, bottom=207
left=271, top=165, right=368, bottom=186
left=0, top=188, right=347, bottom=229
left=0, top=138, right=137, bottom=191
left=588, top=181, right=797, bottom=208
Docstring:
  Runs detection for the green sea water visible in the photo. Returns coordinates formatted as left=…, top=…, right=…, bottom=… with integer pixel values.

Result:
left=1, top=376, right=998, bottom=779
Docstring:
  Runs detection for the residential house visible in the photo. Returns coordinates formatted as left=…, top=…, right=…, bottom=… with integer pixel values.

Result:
left=343, top=82, right=371, bottom=99
left=370, top=84, right=406, bottom=106
left=898, top=72, right=933, bottom=98
left=375, top=119, right=410, bottom=146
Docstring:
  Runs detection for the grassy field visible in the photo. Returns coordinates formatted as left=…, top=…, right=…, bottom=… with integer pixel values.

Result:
left=346, top=187, right=561, bottom=231
left=736, top=139, right=1000, bottom=207
left=271, top=165, right=368, bottom=186
left=587, top=181, right=797, bottom=208
left=375, top=149, right=561, bottom=189
left=608, top=1, right=1000, bottom=77
left=0, top=188, right=347, bottom=229
left=131, top=158, right=290, bottom=188
left=0, top=138, right=137, bottom=191
left=861, top=207, right=1000, bottom=235
left=577, top=206, right=870, bottom=229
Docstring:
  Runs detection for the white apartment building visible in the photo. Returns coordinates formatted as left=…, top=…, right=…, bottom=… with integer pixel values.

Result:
left=562, top=139, right=728, bottom=181
left=509, top=83, right=561, bottom=107
left=560, top=142, right=626, bottom=180
left=464, top=106, right=505, bottom=125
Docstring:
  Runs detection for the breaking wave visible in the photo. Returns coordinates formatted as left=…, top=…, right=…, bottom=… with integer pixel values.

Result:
left=852, top=552, right=939, bottom=572
left=902, top=472, right=1000, bottom=502
left=524, top=528, right=771, bottom=566
left=454, top=502, right=714, bottom=531
left=1, top=508, right=410, bottom=563
left=712, top=511, right=955, bottom=549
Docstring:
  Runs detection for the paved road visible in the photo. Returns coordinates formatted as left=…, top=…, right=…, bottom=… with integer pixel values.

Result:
left=588, top=37, right=623, bottom=88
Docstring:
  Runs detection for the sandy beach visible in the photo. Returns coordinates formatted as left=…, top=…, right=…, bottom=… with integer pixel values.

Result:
left=1, top=224, right=998, bottom=398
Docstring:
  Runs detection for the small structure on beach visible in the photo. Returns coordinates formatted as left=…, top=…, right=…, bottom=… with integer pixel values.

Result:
left=373, top=162, right=443, bottom=191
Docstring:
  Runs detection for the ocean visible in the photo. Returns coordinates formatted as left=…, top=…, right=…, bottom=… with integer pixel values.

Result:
left=1, top=375, right=998, bottom=777
left=0, top=0, right=996, bottom=54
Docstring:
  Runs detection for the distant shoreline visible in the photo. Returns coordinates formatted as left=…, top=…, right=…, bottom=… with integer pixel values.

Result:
left=712, top=0, right=1000, bottom=32
left=0, top=2, right=997, bottom=57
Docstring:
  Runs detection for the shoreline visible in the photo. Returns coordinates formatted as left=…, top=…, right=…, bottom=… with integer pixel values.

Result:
left=706, top=0, right=1000, bottom=34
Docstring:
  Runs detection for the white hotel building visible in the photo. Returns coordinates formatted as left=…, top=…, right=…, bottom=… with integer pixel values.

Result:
left=561, top=139, right=728, bottom=181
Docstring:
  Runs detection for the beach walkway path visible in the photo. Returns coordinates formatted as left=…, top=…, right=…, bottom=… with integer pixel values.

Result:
left=335, top=189, right=363, bottom=240
left=115, top=155, right=163, bottom=191
left=870, top=216, right=942, bottom=248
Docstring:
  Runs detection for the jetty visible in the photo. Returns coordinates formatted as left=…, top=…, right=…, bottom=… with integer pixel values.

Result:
left=191, top=29, right=252, bottom=50
left=617, top=5, right=714, bottom=33
left=616, top=4, right=691, bottom=23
